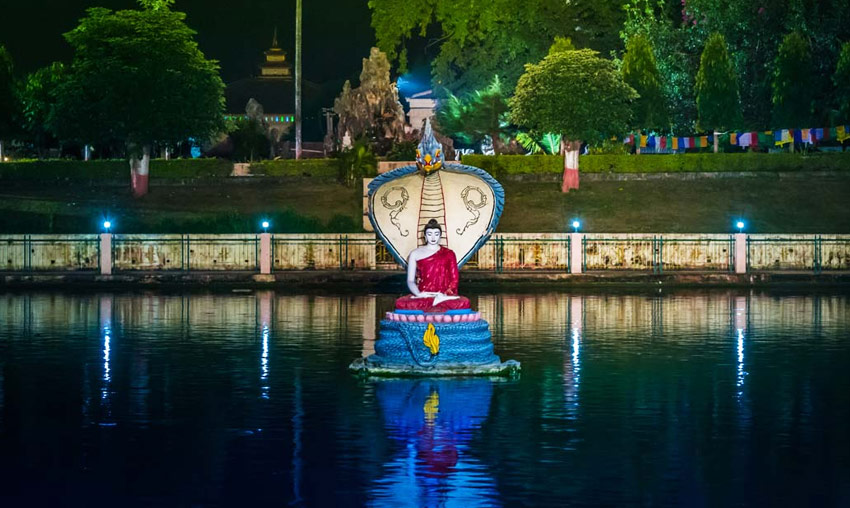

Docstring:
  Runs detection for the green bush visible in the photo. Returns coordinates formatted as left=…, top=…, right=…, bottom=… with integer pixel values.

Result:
left=249, top=159, right=340, bottom=178
left=0, top=158, right=233, bottom=181
left=462, top=152, right=850, bottom=174
left=0, top=159, right=126, bottom=180
left=461, top=154, right=562, bottom=174
left=152, top=158, right=234, bottom=178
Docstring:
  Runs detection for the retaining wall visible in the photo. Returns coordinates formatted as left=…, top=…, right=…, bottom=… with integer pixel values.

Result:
left=1, top=233, right=848, bottom=274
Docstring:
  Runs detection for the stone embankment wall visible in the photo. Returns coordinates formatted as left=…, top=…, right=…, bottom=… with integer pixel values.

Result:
left=1, top=233, right=848, bottom=273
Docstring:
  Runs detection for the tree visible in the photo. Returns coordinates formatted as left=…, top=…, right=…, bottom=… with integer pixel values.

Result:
left=511, top=47, right=637, bottom=192
left=624, top=0, right=850, bottom=130
left=435, top=75, right=514, bottom=153
left=53, top=1, right=224, bottom=196
left=369, top=0, right=625, bottom=96
left=621, top=0, right=698, bottom=132
left=0, top=45, right=18, bottom=162
left=834, top=42, right=850, bottom=123
left=19, top=63, right=66, bottom=157
left=622, top=33, right=668, bottom=153
left=694, top=33, right=741, bottom=152
left=771, top=31, right=813, bottom=136
left=333, top=48, right=406, bottom=154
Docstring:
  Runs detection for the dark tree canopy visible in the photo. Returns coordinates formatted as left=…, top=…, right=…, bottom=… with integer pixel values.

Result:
left=510, top=48, right=637, bottom=143
left=622, top=33, right=668, bottom=131
left=771, top=31, right=813, bottom=128
left=694, top=33, right=741, bottom=132
left=0, top=45, right=18, bottom=142
left=52, top=4, right=224, bottom=151
left=369, top=0, right=624, bottom=95
left=623, top=0, right=850, bottom=130
left=833, top=42, right=850, bottom=123
left=19, top=62, right=66, bottom=153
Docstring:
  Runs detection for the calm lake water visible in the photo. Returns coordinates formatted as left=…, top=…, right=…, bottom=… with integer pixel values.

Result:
left=1, top=290, right=849, bottom=507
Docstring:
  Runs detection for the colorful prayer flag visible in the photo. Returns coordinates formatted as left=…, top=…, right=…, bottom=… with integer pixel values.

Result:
left=730, top=132, right=738, bottom=145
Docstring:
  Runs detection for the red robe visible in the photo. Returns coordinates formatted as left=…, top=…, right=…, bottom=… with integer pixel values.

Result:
left=395, top=246, right=471, bottom=312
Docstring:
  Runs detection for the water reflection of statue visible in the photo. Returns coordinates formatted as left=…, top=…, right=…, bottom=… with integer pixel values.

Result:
left=395, top=219, right=471, bottom=313
left=369, top=379, right=498, bottom=506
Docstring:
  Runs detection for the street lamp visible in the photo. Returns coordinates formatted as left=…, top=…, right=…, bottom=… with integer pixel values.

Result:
left=261, top=220, right=270, bottom=233
left=102, top=220, right=112, bottom=232
left=735, top=220, right=745, bottom=233
left=571, top=219, right=581, bottom=233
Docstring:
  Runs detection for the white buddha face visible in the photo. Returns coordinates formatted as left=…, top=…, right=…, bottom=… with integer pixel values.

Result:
left=424, top=227, right=442, bottom=246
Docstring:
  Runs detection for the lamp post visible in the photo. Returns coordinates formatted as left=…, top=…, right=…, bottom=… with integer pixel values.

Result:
left=734, top=220, right=747, bottom=274
left=259, top=220, right=272, bottom=274
left=569, top=218, right=582, bottom=274
left=295, top=0, right=302, bottom=160
left=100, top=219, right=113, bottom=275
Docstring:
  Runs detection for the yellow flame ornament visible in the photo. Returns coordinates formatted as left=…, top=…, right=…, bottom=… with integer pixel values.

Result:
left=423, top=323, right=440, bottom=355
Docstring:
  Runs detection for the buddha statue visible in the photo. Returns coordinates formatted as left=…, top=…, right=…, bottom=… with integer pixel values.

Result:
left=395, top=219, right=471, bottom=312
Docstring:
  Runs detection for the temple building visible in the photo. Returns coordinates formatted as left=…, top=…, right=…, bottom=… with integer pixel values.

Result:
left=224, top=30, right=319, bottom=154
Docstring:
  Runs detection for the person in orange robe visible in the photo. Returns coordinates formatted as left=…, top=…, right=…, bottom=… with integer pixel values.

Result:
left=395, top=219, right=471, bottom=312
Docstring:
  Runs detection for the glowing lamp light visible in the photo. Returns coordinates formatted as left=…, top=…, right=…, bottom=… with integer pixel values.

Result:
left=261, top=220, right=270, bottom=232
left=571, top=220, right=581, bottom=232
left=735, top=220, right=745, bottom=232
left=102, top=220, right=112, bottom=232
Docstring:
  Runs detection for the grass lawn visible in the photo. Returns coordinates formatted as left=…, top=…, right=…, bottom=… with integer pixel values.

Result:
left=500, top=177, right=850, bottom=233
left=1, top=176, right=849, bottom=234
left=0, top=181, right=363, bottom=233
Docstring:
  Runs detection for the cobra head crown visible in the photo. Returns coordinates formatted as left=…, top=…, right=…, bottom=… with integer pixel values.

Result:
left=415, top=119, right=444, bottom=174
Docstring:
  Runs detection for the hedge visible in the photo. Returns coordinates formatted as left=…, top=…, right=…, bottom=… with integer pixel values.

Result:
left=249, top=159, right=339, bottom=178
left=462, top=152, right=850, bottom=174
left=151, top=158, right=234, bottom=178
left=0, top=158, right=234, bottom=181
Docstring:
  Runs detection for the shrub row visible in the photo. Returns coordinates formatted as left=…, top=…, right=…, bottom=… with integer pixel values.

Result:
left=0, top=158, right=235, bottom=181
left=249, top=159, right=339, bottom=178
left=462, top=152, right=850, bottom=174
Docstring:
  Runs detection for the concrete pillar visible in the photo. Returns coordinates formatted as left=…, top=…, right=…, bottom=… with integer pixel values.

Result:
left=100, top=233, right=112, bottom=275
left=362, top=178, right=374, bottom=232
left=570, top=233, right=583, bottom=274
left=734, top=233, right=747, bottom=274
left=259, top=233, right=272, bottom=274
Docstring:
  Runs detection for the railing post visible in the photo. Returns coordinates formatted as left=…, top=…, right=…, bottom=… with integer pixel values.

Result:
left=100, top=233, right=112, bottom=275
left=259, top=233, right=272, bottom=274
left=570, top=233, right=583, bottom=274
left=814, top=235, right=822, bottom=274
left=734, top=233, right=747, bottom=274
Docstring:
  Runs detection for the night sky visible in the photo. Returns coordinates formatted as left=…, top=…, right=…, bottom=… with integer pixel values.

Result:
left=2, top=0, right=375, bottom=85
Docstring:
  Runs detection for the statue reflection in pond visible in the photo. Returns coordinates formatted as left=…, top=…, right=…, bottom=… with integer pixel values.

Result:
left=369, top=378, right=499, bottom=506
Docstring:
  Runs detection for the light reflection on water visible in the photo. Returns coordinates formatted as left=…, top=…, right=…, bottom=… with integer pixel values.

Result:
left=0, top=290, right=848, bottom=506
